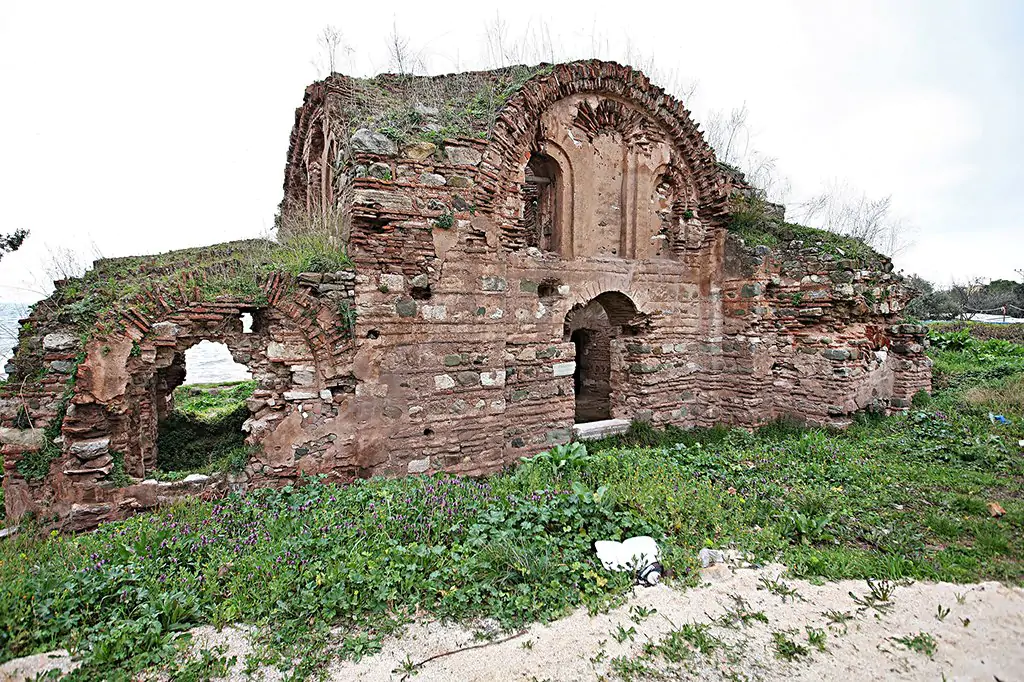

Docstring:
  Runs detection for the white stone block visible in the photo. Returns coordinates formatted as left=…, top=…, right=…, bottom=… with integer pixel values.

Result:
left=408, top=457, right=430, bottom=474
left=573, top=418, right=630, bottom=440
left=480, top=370, right=506, bottom=387
left=434, top=374, right=456, bottom=390
left=552, top=361, right=576, bottom=377
left=422, top=305, right=447, bottom=321
left=283, top=390, right=317, bottom=401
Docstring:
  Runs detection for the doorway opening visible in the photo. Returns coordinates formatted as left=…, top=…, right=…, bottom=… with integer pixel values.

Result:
left=154, top=341, right=255, bottom=474
left=564, top=291, right=645, bottom=424
left=570, top=325, right=612, bottom=422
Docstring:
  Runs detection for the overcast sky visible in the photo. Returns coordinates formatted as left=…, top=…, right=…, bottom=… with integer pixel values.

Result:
left=1, top=0, right=1021, bottom=303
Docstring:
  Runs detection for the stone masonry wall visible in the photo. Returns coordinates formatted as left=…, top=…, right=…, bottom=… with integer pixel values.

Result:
left=1, top=61, right=931, bottom=531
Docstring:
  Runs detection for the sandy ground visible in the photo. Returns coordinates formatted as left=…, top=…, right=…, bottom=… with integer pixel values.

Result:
left=3, top=563, right=1023, bottom=681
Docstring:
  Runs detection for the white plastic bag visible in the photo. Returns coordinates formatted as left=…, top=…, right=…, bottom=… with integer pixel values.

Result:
left=594, top=536, right=662, bottom=585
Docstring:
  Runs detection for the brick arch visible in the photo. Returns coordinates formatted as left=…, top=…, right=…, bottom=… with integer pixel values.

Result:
left=563, top=290, right=649, bottom=339
left=485, top=60, right=730, bottom=227
left=59, top=274, right=355, bottom=482
left=283, top=81, right=332, bottom=216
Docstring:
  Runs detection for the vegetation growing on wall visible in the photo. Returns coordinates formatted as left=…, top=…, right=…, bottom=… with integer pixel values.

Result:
left=333, top=63, right=554, bottom=151
left=0, top=333, right=1021, bottom=678
left=15, top=352, right=84, bottom=481
left=39, top=239, right=351, bottom=337
left=727, top=195, right=880, bottom=264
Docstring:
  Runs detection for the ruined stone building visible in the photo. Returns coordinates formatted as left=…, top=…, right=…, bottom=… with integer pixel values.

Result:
left=0, top=61, right=931, bottom=529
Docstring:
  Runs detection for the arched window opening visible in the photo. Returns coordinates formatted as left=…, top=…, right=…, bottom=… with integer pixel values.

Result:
left=154, top=341, right=254, bottom=475
left=523, top=153, right=561, bottom=252
left=652, top=173, right=677, bottom=258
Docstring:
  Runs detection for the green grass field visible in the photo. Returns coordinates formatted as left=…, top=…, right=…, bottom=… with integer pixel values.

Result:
left=0, top=328, right=1021, bottom=680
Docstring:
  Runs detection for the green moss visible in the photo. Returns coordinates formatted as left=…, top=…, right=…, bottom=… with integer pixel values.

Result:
left=433, top=211, right=454, bottom=229
left=339, top=63, right=554, bottom=148
left=728, top=196, right=877, bottom=263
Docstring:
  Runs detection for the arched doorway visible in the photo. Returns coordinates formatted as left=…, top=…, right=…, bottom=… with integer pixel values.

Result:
left=154, top=341, right=255, bottom=473
left=564, top=291, right=646, bottom=423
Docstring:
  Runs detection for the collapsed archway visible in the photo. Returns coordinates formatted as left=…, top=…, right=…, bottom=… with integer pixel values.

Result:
left=155, top=341, right=255, bottom=473
left=563, top=291, right=646, bottom=424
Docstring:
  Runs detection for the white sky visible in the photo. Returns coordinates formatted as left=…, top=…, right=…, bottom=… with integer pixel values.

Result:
left=1, top=0, right=1021, bottom=303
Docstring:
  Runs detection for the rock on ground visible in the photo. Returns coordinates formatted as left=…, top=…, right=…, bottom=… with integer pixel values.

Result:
left=0, top=649, right=79, bottom=681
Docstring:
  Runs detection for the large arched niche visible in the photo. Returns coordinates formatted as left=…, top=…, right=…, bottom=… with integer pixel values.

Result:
left=492, top=61, right=730, bottom=253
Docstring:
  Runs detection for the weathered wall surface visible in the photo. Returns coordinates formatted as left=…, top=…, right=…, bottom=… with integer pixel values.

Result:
left=1, top=269, right=363, bottom=529
left=1, top=61, right=930, bottom=531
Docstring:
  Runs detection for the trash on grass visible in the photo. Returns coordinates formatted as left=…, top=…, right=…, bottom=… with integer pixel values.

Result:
left=595, top=536, right=662, bottom=586
left=989, top=413, right=1010, bottom=425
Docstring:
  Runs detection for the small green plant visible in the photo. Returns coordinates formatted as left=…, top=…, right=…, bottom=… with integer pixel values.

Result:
left=758, top=576, right=803, bottom=602
left=935, top=604, right=950, bottom=621
left=954, top=591, right=967, bottom=605
left=823, top=609, right=854, bottom=634
left=108, top=450, right=130, bottom=487
left=912, top=389, right=932, bottom=407
left=612, top=624, right=637, bottom=643
left=434, top=212, right=455, bottom=229
left=805, top=627, right=827, bottom=652
left=395, top=654, right=418, bottom=676
left=717, top=594, right=768, bottom=628
left=629, top=604, right=656, bottom=623
left=783, top=510, right=834, bottom=545
left=166, top=645, right=237, bottom=681
left=519, top=441, right=590, bottom=470
left=677, top=623, right=720, bottom=655
left=892, top=632, right=937, bottom=657
left=850, top=579, right=896, bottom=613
left=771, top=630, right=809, bottom=661
left=336, top=300, right=357, bottom=338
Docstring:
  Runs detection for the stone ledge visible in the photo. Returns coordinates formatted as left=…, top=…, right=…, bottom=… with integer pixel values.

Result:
left=572, top=418, right=630, bottom=441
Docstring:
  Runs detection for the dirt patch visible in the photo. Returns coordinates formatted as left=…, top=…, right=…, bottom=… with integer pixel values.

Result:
left=320, top=564, right=1024, bottom=681
left=5, top=565, right=1021, bottom=681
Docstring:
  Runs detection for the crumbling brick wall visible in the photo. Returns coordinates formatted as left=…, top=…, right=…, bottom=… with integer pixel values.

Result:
left=1, top=60, right=930, bottom=531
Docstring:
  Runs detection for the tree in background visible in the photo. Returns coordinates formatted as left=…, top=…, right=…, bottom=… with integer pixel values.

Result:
left=0, top=229, right=28, bottom=263
left=904, top=274, right=959, bottom=321
left=794, top=180, right=910, bottom=257
left=905, top=273, right=1024, bottom=321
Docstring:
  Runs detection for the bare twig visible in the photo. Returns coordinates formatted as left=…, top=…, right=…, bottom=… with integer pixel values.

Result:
left=398, top=628, right=528, bottom=680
